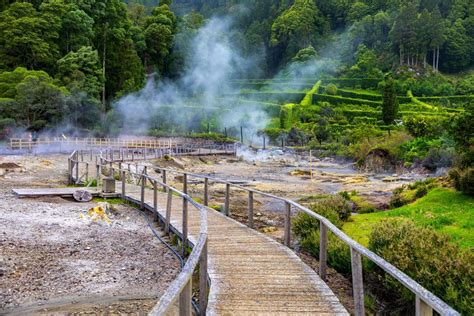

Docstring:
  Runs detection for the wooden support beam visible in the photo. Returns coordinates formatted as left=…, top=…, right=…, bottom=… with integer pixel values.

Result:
left=248, top=191, right=254, bottom=229
left=351, top=248, right=365, bottom=316
left=319, top=222, right=328, bottom=281
left=284, top=202, right=291, bottom=246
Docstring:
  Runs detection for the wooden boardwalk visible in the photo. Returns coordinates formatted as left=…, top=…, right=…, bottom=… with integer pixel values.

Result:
left=123, top=183, right=348, bottom=315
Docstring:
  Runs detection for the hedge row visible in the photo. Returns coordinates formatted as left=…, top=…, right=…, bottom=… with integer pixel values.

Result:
left=301, top=80, right=322, bottom=106
left=312, top=93, right=382, bottom=107
left=321, top=78, right=380, bottom=89
left=236, top=92, right=306, bottom=104
left=417, top=95, right=473, bottom=107
left=336, top=88, right=382, bottom=101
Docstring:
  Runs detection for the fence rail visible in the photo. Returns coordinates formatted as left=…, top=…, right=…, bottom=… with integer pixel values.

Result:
left=69, top=149, right=209, bottom=315
left=9, top=137, right=227, bottom=150
left=68, top=147, right=460, bottom=316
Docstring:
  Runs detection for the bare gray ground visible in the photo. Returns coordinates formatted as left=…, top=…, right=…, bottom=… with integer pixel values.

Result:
left=0, top=154, right=180, bottom=314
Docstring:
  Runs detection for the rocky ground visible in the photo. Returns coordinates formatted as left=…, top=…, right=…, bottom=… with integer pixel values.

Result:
left=0, top=154, right=180, bottom=314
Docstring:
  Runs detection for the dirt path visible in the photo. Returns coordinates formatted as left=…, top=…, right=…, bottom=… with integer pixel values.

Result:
left=0, top=154, right=180, bottom=314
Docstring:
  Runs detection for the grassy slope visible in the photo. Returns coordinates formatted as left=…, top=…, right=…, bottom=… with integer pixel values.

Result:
left=343, top=188, right=474, bottom=249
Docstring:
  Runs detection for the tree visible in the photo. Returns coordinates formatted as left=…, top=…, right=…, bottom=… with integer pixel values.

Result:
left=271, top=0, right=327, bottom=62
left=382, top=74, right=399, bottom=128
left=313, top=117, right=329, bottom=145
left=143, top=3, right=176, bottom=74
left=57, top=46, right=103, bottom=98
left=291, top=45, right=317, bottom=63
left=441, top=19, right=470, bottom=72
left=0, top=2, right=58, bottom=69
left=14, top=71, right=68, bottom=128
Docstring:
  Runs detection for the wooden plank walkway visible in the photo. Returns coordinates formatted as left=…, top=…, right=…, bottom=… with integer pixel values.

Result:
left=123, top=183, right=348, bottom=315
left=12, top=187, right=102, bottom=197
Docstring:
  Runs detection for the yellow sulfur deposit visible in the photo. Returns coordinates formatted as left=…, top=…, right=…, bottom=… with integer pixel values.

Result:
left=80, top=205, right=112, bottom=224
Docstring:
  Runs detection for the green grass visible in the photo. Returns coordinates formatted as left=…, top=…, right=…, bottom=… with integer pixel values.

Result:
left=343, top=188, right=474, bottom=249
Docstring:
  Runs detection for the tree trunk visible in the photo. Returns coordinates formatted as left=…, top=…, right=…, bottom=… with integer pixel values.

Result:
left=436, top=46, right=440, bottom=72
left=433, top=49, right=436, bottom=72
left=102, top=26, right=107, bottom=114
left=423, top=54, right=427, bottom=68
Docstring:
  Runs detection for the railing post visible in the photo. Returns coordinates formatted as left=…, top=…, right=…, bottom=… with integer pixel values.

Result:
left=199, top=238, right=208, bottom=316
left=182, top=174, right=188, bottom=257
left=85, top=163, right=89, bottom=182
left=141, top=174, right=145, bottom=210
left=75, top=161, right=79, bottom=183
left=224, top=183, right=230, bottom=216
left=165, top=188, right=172, bottom=235
left=416, top=296, right=433, bottom=316
left=284, top=202, right=291, bottom=246
left=67, top=159, right=72, bottom=184
left=153, top=180, right=158, bottom=222
left=179, top=279, right=192, bottom=316
left=248, top=191, right=254, bottom=228
left=351, top=248, right=365, bottom=316
left=319, top=222, right=328, bottom=281
left=121, top=170, right=126, bottom=199
left=162, top=170, right=167, bottom=192
left=96, top=164, right=100, bottom=186
left=204, top=177, right=209, bottom=206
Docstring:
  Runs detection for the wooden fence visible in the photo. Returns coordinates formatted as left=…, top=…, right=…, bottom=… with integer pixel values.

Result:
left=68, top=148, right=460, bottom=316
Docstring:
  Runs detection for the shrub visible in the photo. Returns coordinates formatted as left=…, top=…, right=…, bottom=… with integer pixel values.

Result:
left=450, top=167, right=474, bottom=196
left=368, top=219, right=473, bottom=314
left=390, top=179, right=437, bottom=208
left=325, top=83, right=338, bottom=95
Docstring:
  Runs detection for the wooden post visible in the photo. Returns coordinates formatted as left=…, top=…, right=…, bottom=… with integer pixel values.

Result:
left=284, top=202, right=291, bottom=246
left=351, top=248, right=365, bottom=316
left=162, top=170, right=167, bottom=192
left=182, top=196, right=188, bottom=257
left=182, top=174, right=188, bottom=257
left=140, top=175, right=145, bottom=210
left=96, top=164, right=100, bottom=185
left=85, top=163, right=89, bottom=182
left=224, top=183, right=230, bottom=216
left=75, top=161, right=79, bottom=183
left=199, top=239, right=208, bottom=316
left=416, top=296, right=433, bottom=316
left=248, top=191, right=254, bottom=228
left=203, top=177, right=209, bottom=206
left=319, top=222, right=328, bottom=281
left=153, top=180, right=158, bottom=222
left=183, top=173, right=188, bottom=194
left=121, top=171, right=126, bottom=199
left=165, top=189, right=172, bottom=235
left=67, top=159, right=72, bottom=184
left=179, top=279, right=192, bottom=316
left=132, top=150, right=134, bottom=161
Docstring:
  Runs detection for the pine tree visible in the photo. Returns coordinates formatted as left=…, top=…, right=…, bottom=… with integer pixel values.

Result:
left=382, top=74, right=399, bottom=129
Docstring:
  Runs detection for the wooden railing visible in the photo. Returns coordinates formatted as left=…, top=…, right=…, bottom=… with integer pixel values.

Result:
left=68, top=149, right=209, bottom=315
left=9, top=137, right=223, bottom=150
left=68, top=147, right=460, bottom=316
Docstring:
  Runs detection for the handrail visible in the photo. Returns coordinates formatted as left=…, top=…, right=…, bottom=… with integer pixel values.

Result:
left=113, top=152, right=459, bottom=316
left=68, top=149, right=210, bottom=315
left=69, top=147, right=460, bottom=316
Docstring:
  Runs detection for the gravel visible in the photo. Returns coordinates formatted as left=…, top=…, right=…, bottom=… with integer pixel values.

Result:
left=0, top=154, right=180, bottom=313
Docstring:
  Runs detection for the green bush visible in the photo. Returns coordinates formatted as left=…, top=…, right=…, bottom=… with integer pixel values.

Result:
left=390, top=179, right=437, bottom=208
left=325, top=83, right=338, bottom=96
left=368, top=219, right=473, bottom=314
left=450, top=167, right=474, bottom=196
left=293, top=210, right=352, bottom=274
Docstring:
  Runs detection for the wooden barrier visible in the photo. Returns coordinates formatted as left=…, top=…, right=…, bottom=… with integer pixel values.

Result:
left=67, top=148, right=460, bottom=316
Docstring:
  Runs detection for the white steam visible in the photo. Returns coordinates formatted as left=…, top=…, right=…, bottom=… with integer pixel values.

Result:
left=114, top=17, right=269, bottom=140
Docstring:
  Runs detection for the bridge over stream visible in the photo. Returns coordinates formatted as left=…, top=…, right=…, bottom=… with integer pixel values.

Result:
left=11, top=140, right=460, bottom=316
